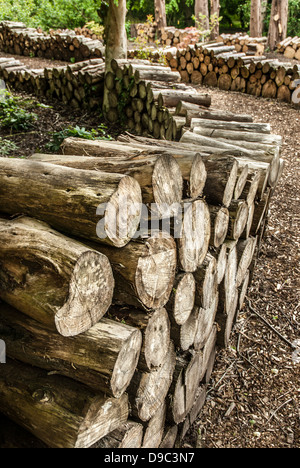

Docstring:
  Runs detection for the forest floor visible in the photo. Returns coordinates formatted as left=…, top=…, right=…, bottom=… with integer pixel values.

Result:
left=0, top=51, right=299, bottom=449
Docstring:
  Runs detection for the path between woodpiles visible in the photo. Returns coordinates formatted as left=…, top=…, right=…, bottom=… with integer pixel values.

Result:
left=182, top=86, right=300, bottom=449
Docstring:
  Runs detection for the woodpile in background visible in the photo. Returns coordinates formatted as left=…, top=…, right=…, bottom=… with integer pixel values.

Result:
left=103, top=58, right=211, bottom=137
left=276, top=36, right=300, bottom=61
left=0, top=21, right=104, bottom=62
left=0, top=83, right=284, bottom=445
left=159, top=27, right=203, bottom=48
left=0, top=56, right=105, bottom=109
left=164, top=43, right=300, bottom=104
left=131, top=22, right=158, bottom=43
left=217, top=33, right=267, bottom=56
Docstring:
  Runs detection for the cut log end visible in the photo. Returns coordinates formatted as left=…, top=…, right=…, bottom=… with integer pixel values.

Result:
left=104, top=175, right=142, bottom=247
left=135, top=232, right=177, bottom=310
left=55, top=250, right=114, bottom=337
left=152, top=154, right=183, bottom=217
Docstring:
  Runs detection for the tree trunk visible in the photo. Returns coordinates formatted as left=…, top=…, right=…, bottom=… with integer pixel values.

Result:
left=210, top=0, right=220, bottom=40
left=195, top=0, right=209, bottom=30
left=155, top=0, right=167, bottom=30
left=0, top=304, right=142, bottom=398
left=268, top=0, right=289, bottom=51
left=0, top=157, right=142, bottom=248
left=0, top=217, right=114, bottom=337
left=0, top=359, right=129, bottom=448
left=250, top=0, right=262, bottom=38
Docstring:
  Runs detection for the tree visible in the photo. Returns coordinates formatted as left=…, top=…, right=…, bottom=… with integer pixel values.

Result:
left=210, top=0, right=220, bottom=39
left=195, top=0, right=209, bottom=30
left=155, top=0, right=167, bottom=30
left=268, top=0, right=289, bottom=51
left=250, top=0, right=262, bottom=37
left=104, top=0, right=127, bottom=66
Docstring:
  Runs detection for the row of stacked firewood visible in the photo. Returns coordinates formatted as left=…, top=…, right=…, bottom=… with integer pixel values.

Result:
left=217, top=33, right=267, bottom=56
left=0, top=21, right=104, bottom=62
left=0, top=56, right=105, bottom=109
left=0, top=81, right=283, bottom=446
left=164, top=43, right=300, bottom=104
left=276, top=36, right=300, bottom=61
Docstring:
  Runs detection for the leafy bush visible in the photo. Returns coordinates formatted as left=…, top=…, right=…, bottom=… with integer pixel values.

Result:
left=0, top=0, right=102, bottom=31
left=0, top=137, right=19, bottom=156
left=45, top=125, right=112, bottom=153
left=0, top=91, right=38, bottom=131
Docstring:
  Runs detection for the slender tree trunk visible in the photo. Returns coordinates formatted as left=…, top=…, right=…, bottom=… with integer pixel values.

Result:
left=103, top=0, right=127, bottom=115
left=155, top=0, right=167, bottom=30
left=268, top=0, right=289, bottom=51
left=195, top=0, right=209, bottom=30
left=210, top=0, right=220, bottom=40
left=250, top=0, right=262, bottom=37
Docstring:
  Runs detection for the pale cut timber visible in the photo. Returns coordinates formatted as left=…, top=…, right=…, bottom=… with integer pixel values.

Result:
left=177, top=200, right=211, bottom=272
left=129, top=341, right=176, bottom=421
left=0, top=217, right=114, bottom=337
left=94, top=421, right=143, bottom=448
left=194, top=292, right=218, bottom=351
left=236, top=237, right=257, bottom=287
left=152, top=89, right=211, bottom=108
left=0, top=304, right=142, bottom=398
left=184, top=350, right=205, bottom=415
left=165, top=273, right=196, bottom=326
left=194, top=253, right=218, bottom=310
left=142, top=401, right=166, bottom=448
left=29, top=152, right=183, bottom=218
left=109, top=307, right=171, bottom=371
left=0, top=359, right=129, bottom=449
left=227, top=200, right=249, bottom=240
left=208, top=205, right=230, bottom=248
left=159, top=426, right=178, bottom=449
left=0, top=157, right=142, bottom=248
left=86, top=231, right=177, bottom=311
left=190, top=118, right=271, bottom=134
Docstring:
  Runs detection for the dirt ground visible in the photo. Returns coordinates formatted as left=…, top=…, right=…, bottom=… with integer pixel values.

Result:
left=0, top=52, right=299, bottom=449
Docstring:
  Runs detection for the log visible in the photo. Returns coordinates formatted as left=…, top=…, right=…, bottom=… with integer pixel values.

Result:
left=165, top=273, right=196, bottom=326
left=208, top=205, right=230, bottom=248
left=0, top=359, right=129, bottom=448
left=0, top=304, right=142, bottom=398
left=0, top=157, right=142, bottom=248
left=94, top=421, right=143, bottom=448
left=0, top=217, right=114, bottom=337
left=129, top=341, right=176, bottom=422
left=89, top=231, right=177, bottom=311
left=152, top=89, right=211, bottom=108
left=29, top=152, right=183, bottom=218
left=142, top=401, right=166, bottom=448
left=177, top=200, right=211, bottom=272
left=109, top=306, right=171, bottom=371
left=227, top=200, right=249, bottom=240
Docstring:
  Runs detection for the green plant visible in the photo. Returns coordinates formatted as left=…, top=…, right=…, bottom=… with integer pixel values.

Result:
left=0, top=138, right=19, bottom=156
left=0, top=91, right=38, bottom=131
left=45, top=125, right=112, bottom=153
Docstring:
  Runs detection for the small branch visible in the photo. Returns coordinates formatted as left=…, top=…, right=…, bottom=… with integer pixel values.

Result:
left=246, top=298, right=297, bottom=350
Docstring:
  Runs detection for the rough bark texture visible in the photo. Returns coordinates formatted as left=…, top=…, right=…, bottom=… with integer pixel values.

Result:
left=0, top=217, right=114, bottom=337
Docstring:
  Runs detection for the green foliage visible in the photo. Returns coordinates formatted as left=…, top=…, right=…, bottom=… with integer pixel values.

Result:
left=0, top=137, right=19, bottom=156
left=0, top=0, right=102, bottom=31
left=288, top=0, right=300, bottom=36
left=0, top=91, right=38, bottom=131
left=45, top=124, right=112, bottom=153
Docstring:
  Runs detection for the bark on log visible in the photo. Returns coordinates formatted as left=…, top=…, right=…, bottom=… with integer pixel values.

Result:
left=0, top=157, right=142, bottom=248
left=0, top=217, right=114, bottom=337
left=0, top=359, right=129, bottom=448
left=0, top=304, right=142, bottom=398
left=29, top=152, right=183, bottom=218
left=93, top=421, right=143, bottom=448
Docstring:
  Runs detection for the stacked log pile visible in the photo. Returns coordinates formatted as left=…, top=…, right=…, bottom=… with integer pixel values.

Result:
left=159, top=27, right=203, bottom=48
left=131, top=22, right=158, bottom=43
left=217, top=33, right=267, bottom=56
left=0, top=105, right=283, bottom=446
left=0, top=21, right=104, bottom=62
left=0, top=56, right=105, bottom=109
left=103, top=58, right=211, bottom=137
left=276, top=36, right=300, bottom=61
left=164, top=43, right=300, bottom=104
